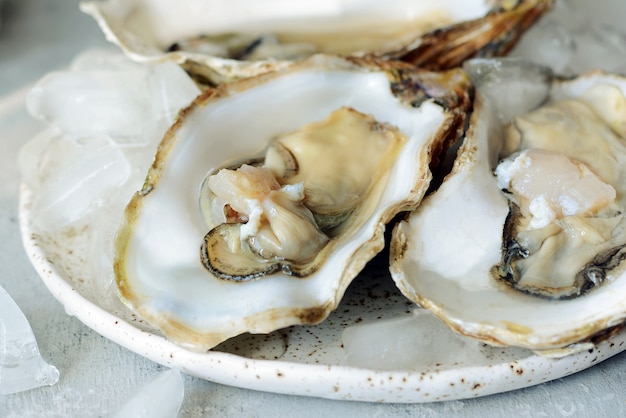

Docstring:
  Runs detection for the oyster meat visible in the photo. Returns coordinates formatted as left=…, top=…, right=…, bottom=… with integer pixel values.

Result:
left=200, top=107, right=407, bottom=281
left=115, top=55, right=473, bottom=351
left=391, top=59, right=626, bottom=352
left=495, top=85, right=626, bottom=299
left=81, top=0, right=553, bottom=84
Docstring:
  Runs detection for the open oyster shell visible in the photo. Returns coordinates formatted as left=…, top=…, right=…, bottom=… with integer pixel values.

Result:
left=390, top=59, right=626, bottom=353
left=115, top=55, right=473, bottom=351
left=81, top=0, right=553, bottom=85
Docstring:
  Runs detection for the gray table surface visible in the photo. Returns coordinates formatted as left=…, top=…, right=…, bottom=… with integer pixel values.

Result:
left=1, top=1, right=626, bottom=417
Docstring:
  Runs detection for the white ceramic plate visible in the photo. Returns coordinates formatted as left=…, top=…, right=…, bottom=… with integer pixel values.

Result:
left=17, top=0, right=626, bottom=394
left=19, top=180, right=626, bottom=403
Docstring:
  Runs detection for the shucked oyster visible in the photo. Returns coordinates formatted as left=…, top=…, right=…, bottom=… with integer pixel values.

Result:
left=200, top=107, right=406, bottom=281
left=81, top=0, right=553, bottom=84
left=115, top=55, right=473, bottom=351
left=390, top=59, right=626, bottom=353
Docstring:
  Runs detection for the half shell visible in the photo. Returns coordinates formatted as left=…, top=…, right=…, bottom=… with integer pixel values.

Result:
left=81, top=0, right=553, bottom=84
left=390, top=59, right=626, bottom=353
left=115, top=55, right=473, bottom=351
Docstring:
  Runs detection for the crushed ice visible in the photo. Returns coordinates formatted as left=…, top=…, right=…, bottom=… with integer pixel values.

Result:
left=112, top=369, right=184, bottom=418
left=0, top=285, right=59, bottom=395
left=22, top=49, right=201, bottom=232
left=19, top=49, right=201, bottom=304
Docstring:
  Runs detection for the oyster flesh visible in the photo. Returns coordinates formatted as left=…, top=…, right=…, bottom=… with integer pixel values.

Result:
left=115, top=55, right=473, bottom=351
left=81, top=0, right=553, bottom=84
left=391, top=59, right=626, bottom=352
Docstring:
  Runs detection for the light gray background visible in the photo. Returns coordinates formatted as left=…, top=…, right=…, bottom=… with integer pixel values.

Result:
left=1, top=1, right=625, bottom=416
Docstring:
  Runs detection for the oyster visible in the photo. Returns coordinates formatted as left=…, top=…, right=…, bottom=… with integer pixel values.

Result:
left=390, top=59, right=626, bottom=352
left=81, top=0, right=553, bottom=84
left=200, top=107, right=407, bottom=281
left=115, top=55, right=473, bottom=351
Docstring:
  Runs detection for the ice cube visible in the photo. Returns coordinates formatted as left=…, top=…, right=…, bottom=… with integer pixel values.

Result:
left=17, top=130, right=71, bottom=190
left=30, top=137, right=131, bottom=231
left=510, top=23, right=574, bottom=74
left=132, top=61, right=202, bottom=154
left=148, top=61, right=202, bottom=126
left=23, top=50, right=202, bottom=232
left=566, top=26, right=626, bottom=75
left=26, top=70, right=151, bottom=143
left=342, top=310, right=486, bottom=371
left=510, top=0, right=626, bottom=75
left=112, top=369, right=184, bottom=418
left=26, top=51, right=200, bottom=148
left=0, top=285, right=59, bottom=395
left=463, top=58, right=553, bottom=125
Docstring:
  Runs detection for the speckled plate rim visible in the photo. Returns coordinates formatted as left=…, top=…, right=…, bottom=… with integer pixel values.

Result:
left=17, top=183, right=626, bottom=403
